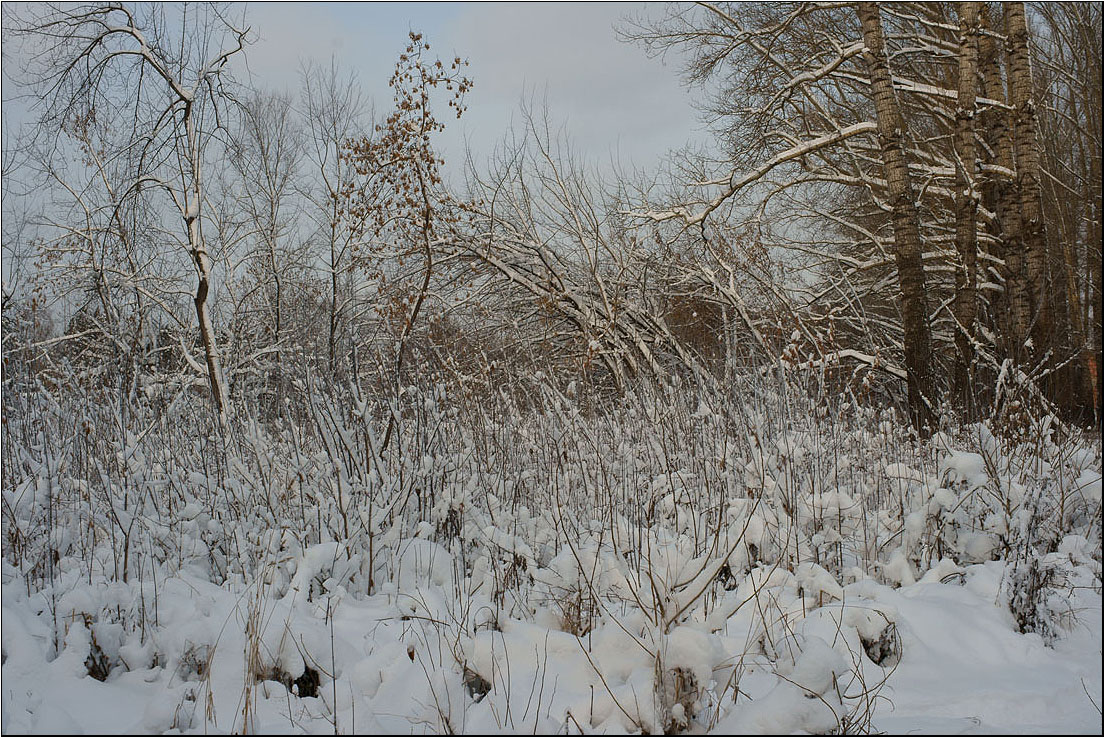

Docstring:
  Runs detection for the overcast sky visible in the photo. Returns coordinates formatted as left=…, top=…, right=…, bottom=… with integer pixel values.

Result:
left=1, top=2, right=711, bottom=185
left=1, top=3, right=712, bottom=293
left=235, top=2, right=709, bottom=181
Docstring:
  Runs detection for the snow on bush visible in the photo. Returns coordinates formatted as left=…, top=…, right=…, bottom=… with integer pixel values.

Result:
left=2, top=375, right=1102, bottom=733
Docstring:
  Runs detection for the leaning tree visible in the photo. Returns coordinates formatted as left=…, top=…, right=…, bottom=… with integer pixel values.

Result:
left=9, top=2, right=250, bottom=422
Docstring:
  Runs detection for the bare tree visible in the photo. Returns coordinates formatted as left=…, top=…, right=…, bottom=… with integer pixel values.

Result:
left=299, top=60, right=369, bottom=375
left=10, top=3, right=249, bottom=422
left=619, top=2, right=1103, bottom=426
left=1033, top=1, right=1102, bottom=423
left=340, top=32, right=471, bottom=448
left=455, top=111, right=709, bottom=391
left=22, top=110, right=187, bottom=394
left=227, top=89, right=306, bottom=363
left=624, top=3, right=953, bottom=427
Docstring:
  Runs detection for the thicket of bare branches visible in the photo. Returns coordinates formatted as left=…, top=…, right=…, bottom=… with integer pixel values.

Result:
left=1, top=1, right=1100, bottom=435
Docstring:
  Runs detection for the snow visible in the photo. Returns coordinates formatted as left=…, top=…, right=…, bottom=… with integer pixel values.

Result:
left=2, top=383, right=1102, bottom=735
left=872, top=563, right=1103, bottom=735
left=3, top=551, right=1100, bottom=735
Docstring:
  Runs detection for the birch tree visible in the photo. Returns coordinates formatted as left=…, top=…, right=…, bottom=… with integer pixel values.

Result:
left=10, top=3, right=249, bottom=422
left=952, top=2, right=981, bottom=413
left=857, top=2, right=934, bottom=430
left=1005, top=2, right=1050, bottom=363
left=977, top=4, right=1024, bottom=359
left=624, top=3, right=952, bottom=427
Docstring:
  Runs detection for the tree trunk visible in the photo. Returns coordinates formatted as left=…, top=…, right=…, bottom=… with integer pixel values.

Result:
left=1093, top=240, right=1103, bottom=426
left=1090, top=34, right=1104, bottom=425
left=185, top=105, right=229, bottom=423
left=1092, top=161, right=1104, bottom=425
left=327, top=215, right=340, bottom=377
left=269, top=219, right=283, bottom=354
left=1005, top=3, right=1052, bottom=359
left=953, top=2, right=981, bottom=416
left=858, top=2, right=935, bottom=433
left=1056, top=202, right=1091, bottom=420
left=978, top=6, right=1025, bottom=362
left=1073, top=7, right=1102, bottom=424
left=190, top=217, right=229, bottom=423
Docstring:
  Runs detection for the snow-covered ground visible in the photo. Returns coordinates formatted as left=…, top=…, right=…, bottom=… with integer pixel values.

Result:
left=2, top=381, right=1103, bottom=734
left=2, top=554, right=1101, bottom=734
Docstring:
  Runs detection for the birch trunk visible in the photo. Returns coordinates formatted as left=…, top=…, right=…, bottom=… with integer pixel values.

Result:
left=977, top=6, right=1028, bottom=362
left=1004, top=2, right=1051, bottom=357
left=191, top=232, right=228, bottom=422
left=184, top=103, right=229, bottom=422
left=953, top=2, right=981, bottom=414
left=858, top=2, right=935, bottom=432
